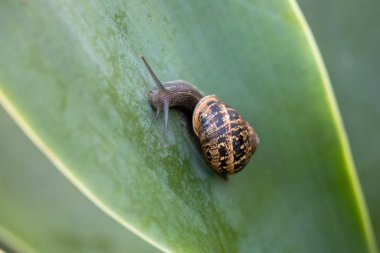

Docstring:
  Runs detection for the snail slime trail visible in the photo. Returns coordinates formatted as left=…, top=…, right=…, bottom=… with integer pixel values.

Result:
left=141, top=56, right=259, bottom=176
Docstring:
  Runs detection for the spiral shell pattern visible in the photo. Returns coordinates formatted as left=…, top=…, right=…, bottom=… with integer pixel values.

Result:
left=193, top=95, right=259, bottom=174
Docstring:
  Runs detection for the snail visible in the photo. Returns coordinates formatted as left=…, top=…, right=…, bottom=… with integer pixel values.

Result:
left=141, top=56, right=259, bottom=175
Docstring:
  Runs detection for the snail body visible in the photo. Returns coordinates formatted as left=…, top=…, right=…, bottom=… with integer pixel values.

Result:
left=141, top=56, right=259, bottom=175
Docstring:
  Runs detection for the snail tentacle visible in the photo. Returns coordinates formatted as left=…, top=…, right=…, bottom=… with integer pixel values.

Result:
left=141, top=56, right=167, bottom=92
left=155, top=109, right=160, bottom=121
left=163, top=99, right=169, bottom=143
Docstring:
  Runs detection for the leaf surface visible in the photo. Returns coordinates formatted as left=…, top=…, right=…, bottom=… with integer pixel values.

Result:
left=0, top=107, right=160, bottom=253
left=298, top=0, right=380, bottom=248
left=0, top=0, right=375, bottom=252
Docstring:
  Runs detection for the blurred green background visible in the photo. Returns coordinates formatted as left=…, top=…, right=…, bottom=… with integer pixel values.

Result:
left=299, top=0, right=380, bottom=245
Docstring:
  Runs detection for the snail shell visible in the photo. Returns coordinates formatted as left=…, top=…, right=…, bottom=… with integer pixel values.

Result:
left=141, top=56, right=259, bottom=175
left=193, top=95, right=258, bottom=174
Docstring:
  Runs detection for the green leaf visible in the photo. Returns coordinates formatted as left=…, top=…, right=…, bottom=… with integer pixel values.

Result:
left=298, top=0, right=380, bottom=247
left=0, top=0, right=376, bottom=252
left=0, top=107, right=160, bottom=253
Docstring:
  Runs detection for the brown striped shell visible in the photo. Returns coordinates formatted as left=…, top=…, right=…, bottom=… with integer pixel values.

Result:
left=193, top=95, right=259, bottom=174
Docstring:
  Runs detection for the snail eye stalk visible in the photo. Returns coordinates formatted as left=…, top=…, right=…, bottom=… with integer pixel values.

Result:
left=141, top=56, right=167, bottom=92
